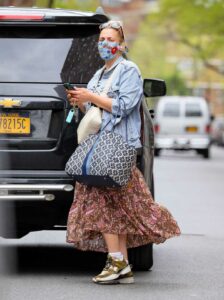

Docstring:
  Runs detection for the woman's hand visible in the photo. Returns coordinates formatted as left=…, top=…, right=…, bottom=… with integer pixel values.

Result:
left=66, top=89, right=75, bottom=106
left=66, top=87, right=93, bottom=106
left=66, top=87, right=112, bottom=113
left=66, top=87, right=92, bottom=113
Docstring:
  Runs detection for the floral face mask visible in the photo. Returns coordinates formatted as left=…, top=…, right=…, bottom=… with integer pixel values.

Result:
left=98, top=40, right=120, bottom=61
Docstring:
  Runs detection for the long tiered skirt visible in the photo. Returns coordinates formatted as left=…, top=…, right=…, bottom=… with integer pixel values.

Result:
left=66, top=167, right=181, bottom=252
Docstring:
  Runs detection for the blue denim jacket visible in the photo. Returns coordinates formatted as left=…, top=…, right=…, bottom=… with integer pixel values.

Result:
left=86, top=56, right=143, bottom=148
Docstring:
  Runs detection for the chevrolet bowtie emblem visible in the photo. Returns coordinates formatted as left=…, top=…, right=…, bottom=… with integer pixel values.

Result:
left=0, top=98, right=21, bottom=108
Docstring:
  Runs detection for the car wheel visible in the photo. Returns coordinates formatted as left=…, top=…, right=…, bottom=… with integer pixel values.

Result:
left=128, top=173, right=154, bottom=271
left=154, top=149, right=160, bottom=157
left=128, top=243, right=153, bottom=271
left=151, top=173, right=155, bottom=199
left=202, top=148, right=210, bottom=159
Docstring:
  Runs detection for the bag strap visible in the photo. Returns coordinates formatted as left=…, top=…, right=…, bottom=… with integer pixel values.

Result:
left=95, top=63, right=120, bottom=97
left=101, top=64, right=120, bottom=96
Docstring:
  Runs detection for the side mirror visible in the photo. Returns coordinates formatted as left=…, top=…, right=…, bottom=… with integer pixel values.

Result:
left=143, top=79, right=166, bottom=97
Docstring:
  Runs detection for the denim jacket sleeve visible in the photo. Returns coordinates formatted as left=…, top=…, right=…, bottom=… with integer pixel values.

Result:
left=110, top=61, right=143, bottom=120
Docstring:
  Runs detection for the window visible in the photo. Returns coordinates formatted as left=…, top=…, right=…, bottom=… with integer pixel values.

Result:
left=0, top=26, right=102, bottom=84
left=163, top=102, right=180, bottom=117
left=185, top=103, right=202, bottom=117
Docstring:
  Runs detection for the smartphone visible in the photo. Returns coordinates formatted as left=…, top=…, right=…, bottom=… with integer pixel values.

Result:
left=63, top=83, right=76, bottom=90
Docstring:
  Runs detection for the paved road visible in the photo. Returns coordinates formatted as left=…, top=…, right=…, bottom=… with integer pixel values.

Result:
left=0, top=145, right=224, bottom=300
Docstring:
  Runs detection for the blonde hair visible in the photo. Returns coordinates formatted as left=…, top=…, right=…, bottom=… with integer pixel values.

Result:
left=99, top=20, right=128, bottom=52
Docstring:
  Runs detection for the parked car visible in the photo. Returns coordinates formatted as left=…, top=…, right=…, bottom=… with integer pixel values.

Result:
left=211, top=116, right=224, bottom=146
left=0, top=7, right=166, bottom=270
left=153, top=96, right=213, bottom=158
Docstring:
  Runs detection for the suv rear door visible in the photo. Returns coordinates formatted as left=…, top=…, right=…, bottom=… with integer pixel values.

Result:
left=0, top=10, right=107, bottom=172
left=0, top=8, right=108, bottom=237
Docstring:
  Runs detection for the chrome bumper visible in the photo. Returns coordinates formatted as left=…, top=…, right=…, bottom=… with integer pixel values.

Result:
left=155, top=136, right=210, bottom=149
left=0, top=184, right=74, bottom=201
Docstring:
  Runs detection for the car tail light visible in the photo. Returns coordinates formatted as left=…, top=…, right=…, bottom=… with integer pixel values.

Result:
left=0, top=14, right=44, bottom=21
left=154, top=124, right=160, bottom=133
left=205, top=124, right=211, bottom=133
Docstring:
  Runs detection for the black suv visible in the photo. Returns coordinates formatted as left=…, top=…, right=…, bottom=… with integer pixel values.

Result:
left=0, top=7, right=165, bottom=270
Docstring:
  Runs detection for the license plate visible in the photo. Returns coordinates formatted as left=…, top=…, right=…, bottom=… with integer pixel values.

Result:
left=174, top=139, right=189, bottom=145
left=0, top=112, right=30, bottom=134
left=186, top=126, right=198, bottom=133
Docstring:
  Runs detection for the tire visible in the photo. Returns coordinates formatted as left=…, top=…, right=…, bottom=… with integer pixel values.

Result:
left=128, top=173, right=155, bottom=271
left=202, top=148, right=210, bottom=159
left=151, top=172, right=155, bottom=199
left=154, top=148, right=160, bottom=157
left=196, top=149, right=202, bottom=155
left=128, top=243, right=153, bottom=271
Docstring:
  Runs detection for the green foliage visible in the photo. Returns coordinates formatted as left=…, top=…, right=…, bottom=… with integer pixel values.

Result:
left=164, top=72, right=189, bottom=95
left=150, top=0, right=224, bottom=70
left=54, top=0, right=99, bottom=10
left=158, top=0, right=224, bottom=36
left=130, top=0, right=224, bottom=97
left=129, top=23, right=168, bottom=78
left=36, top=0, right=100, bottom=10
left=129, top=17, right=189, bottom=95
left=36, top=0, right=49, bottom=7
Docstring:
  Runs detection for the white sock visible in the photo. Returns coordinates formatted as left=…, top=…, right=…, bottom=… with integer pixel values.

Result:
left=109, top=252, right=124, bottom=261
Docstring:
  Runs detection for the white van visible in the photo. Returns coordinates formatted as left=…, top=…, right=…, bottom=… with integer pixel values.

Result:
left=154, top=96, right=213, bottom=158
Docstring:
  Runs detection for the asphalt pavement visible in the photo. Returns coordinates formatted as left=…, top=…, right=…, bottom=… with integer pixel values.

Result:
left=0, top=145, right=224, bottom=300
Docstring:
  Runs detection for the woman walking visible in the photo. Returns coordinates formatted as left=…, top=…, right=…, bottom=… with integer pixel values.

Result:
left=66, top=20, right=181, bottom=284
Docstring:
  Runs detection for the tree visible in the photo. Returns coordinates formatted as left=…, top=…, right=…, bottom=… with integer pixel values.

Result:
left=35, top=0, right=99, bottom=10
left=48, top=0, right=54, bottom=8
left=165, top=71, right=189, bottom=95
left=149, top=0, right=224, bottom=76
left=129, top=12, right=189, bottom=95
left=50, top=0, right=99, bottom=10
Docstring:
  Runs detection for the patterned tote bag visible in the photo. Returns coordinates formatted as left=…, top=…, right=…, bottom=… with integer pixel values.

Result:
left=65, top=127, right=137, bottom=187
left=65, top=65, right=138, bottom=187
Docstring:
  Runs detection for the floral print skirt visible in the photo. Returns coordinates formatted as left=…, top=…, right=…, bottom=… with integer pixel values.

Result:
left=66, top=167, right=181, bottom=252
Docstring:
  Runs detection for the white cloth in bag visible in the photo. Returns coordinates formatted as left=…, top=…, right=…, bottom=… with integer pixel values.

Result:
left=77, top=64, right=120, bottom=144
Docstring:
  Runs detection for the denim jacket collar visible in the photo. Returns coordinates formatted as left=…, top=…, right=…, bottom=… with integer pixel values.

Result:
left=103, top=55, right=124, bottom=74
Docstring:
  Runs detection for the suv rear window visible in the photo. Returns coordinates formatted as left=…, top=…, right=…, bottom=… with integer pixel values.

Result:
left=163, top=102, right=180, bottom=117
left=185, top=103, right=202, bottom=117
left=0, top=26, right=102, bottom=84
